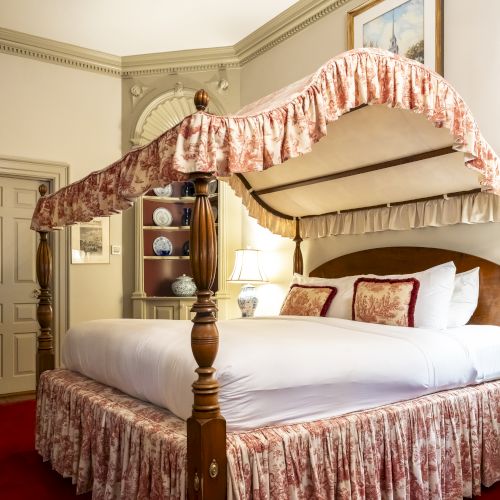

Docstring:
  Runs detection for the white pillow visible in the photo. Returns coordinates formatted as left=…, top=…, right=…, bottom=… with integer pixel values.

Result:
left=292, top=261, right=457, bottom=330
left=446, top=267, right=480, bottom=328
left=292, top=273, right=357, bottom=320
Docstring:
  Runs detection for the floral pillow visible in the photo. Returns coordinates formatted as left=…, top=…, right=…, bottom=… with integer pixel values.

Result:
left=280, top=285, right=337, bottom=317
left=352, top=278, right=420, bottom=327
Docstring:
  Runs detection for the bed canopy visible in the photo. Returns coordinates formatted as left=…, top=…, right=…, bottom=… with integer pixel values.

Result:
left=31, top=47, right=500, bottom=499
left=31, top=48, right=499, bottom=237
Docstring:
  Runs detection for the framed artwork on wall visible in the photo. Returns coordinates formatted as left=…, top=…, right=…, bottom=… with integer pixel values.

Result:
left=71, top=217, right=110, bottom=264
left=348, top=0, right=443, bottom=74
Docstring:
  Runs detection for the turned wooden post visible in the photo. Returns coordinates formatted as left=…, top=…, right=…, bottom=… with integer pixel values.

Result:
left=293, top=218, right=303, bottom=275
left=187, top=89, right=227, bottom=500
left=36, top=185, right=54, bottom=384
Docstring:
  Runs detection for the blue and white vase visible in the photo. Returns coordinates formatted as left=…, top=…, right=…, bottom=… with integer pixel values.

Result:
left=238, top=284, right=258, bottom=317
left=182, top=207, right=192, bottom=226
left=171, top=274, right=197, bottom=297
left=181, top=182, right=195, bottom=197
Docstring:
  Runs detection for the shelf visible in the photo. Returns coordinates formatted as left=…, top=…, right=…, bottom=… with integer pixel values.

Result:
left=144, top=256, right=190, bottom=260
left=144, top=296, right=197, bottom=300
left=143, top=224, right=218, bottom=231
left=143, top=225, right=190, bottom=231
left=143, top=194, right=218, bottom=202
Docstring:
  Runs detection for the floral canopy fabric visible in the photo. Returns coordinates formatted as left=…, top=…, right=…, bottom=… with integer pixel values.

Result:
left=31, top=48, right=500, bottom=234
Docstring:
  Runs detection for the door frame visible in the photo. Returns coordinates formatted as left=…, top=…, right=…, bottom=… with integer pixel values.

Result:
left=0, top=155, right=69, bottom=368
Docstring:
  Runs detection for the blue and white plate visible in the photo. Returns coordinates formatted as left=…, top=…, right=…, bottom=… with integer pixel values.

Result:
left=153, top=184, right=173, bottom=197
left=152, top=207, right=173, bottom=226
left=153, top=236, right=173, bottom=256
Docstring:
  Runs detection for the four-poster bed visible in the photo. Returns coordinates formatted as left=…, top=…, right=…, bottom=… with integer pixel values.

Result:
left=31, top=48, right=499, bottom=499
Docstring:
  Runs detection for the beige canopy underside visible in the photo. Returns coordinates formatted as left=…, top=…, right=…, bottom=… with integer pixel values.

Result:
left=241, top=105, right=479, bottom=218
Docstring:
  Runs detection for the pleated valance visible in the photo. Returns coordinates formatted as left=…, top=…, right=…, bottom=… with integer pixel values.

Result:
left=31, top=48, right=500, bottom=233
left=300, top=191, right=500, bottom=239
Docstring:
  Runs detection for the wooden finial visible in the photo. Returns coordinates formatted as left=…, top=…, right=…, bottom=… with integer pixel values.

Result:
left=39, top=184, right=48, bottom=197
left=194, top=89, right=209, bottom=111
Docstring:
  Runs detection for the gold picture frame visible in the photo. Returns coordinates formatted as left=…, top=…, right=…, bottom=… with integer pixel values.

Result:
left=71, top=217, right=110, bottom=264
left=348, top=0, right=443, bottom=74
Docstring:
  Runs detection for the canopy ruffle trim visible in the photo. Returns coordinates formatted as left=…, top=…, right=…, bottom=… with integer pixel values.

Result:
left=300, top=191, right=500, bottom=239
left=32, top=48, right=500, bottom=231
left=227, top=176, right=499, bottom=239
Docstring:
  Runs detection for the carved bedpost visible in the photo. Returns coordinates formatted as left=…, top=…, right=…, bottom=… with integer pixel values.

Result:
left=187, top=89, right=227, bottom=500
left=36, top=185, right=54, bottom=384
left=293, top=218, right=303, bottom=275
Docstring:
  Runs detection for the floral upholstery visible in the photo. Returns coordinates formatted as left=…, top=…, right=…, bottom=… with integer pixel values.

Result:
left=353, top=278, right=420, bottom=327
left=280, top=284, right=337, bottom=316
left=31, top=48, right=500, bottom=232
left=37, top=369, right=500, bottom=499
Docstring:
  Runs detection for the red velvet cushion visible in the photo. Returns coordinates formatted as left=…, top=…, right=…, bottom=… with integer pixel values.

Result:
left=280, top=285, right=337, bottom=317
left=352, top=278, right=420, bottom=327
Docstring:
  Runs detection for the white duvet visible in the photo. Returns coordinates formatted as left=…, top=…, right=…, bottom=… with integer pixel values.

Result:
left=62, top=316, right=500, bottom=431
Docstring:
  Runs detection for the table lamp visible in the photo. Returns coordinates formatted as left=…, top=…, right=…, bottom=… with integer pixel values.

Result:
left=228, top=249, right=268, bottom=317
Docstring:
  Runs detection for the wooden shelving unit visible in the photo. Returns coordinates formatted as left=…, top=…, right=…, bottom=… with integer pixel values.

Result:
left=132, top=181, right=228, bottom=320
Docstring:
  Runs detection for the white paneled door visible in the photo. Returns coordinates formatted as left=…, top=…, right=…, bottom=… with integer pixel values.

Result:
left=0, top=176, right=45, bottom=394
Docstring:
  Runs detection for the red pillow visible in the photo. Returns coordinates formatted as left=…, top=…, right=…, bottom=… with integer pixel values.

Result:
left=352, top=278, right=420, bottom=327
left=280, top=285, right=337, bottom=317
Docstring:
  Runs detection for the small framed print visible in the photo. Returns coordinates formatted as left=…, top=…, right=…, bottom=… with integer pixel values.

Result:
left=348, top=0, right=443, bottom=74
left=71, top=217, right=110, bottom=264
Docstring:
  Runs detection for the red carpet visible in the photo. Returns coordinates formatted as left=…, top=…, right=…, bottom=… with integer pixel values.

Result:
left=0, top=399, right=499, bottom=499
left=0, top=399, right=91, bottom=500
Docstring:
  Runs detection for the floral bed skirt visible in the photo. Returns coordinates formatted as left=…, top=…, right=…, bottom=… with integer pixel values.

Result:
left=36, top=369, right=500, bottom=499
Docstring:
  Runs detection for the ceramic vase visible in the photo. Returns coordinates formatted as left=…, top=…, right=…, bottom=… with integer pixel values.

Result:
left=181, top=182, right=195, bottom=197
left=237, top=284, right=258, bottom=317
left=171, top=274, right=197, bottom=297
left=182, top=207, right=192, bottom=226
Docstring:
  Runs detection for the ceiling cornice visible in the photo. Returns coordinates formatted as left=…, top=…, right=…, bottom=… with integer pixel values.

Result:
left=0, top=0, right=352, bottom=77
left=0, top=27, right=122, bottom=76
left=235, top=0, right=352, bottom=64
left=121, top=46, right=239, bottom=78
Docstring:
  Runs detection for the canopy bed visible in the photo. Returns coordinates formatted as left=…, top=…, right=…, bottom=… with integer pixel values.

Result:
left=31, top=48, right=500, bottom=499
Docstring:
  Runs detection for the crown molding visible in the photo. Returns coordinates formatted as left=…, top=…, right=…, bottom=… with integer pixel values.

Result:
left=235, top=0, right=352, bottom=64
left=0, top=27, right=122, bottom=76
left=121, top=46, right=239, bottom=77
left=0, top=0, right=353, bottom=77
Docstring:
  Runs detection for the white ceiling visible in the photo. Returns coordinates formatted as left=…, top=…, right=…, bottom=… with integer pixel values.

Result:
left=0, top=0, right=299, bottom=56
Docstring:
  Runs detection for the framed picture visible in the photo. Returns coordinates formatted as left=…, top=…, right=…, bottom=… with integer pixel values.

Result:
left=71, top=217, right=110, bottom=264
left=348, top=0, right=443, bottom=74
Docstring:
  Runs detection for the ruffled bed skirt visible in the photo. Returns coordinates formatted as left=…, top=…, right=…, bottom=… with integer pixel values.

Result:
left=36, top=369, right=500, bottom=499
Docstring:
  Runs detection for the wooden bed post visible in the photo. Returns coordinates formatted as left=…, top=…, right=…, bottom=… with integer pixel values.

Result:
left=293, top=218, right=303, bottom=275
left=187, top=90, right=227, bottom=500
left=36, top=185, right=54, bottom=384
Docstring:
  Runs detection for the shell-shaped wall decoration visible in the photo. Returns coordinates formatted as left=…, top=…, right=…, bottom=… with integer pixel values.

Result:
left=133, top=88, right=224, bottom=147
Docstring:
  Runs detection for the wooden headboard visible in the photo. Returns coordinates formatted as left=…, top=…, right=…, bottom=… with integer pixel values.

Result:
left=310, top=247, right=500, bottom=326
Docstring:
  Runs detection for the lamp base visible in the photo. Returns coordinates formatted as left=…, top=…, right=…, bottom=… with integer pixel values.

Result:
left=237, top=284, right=258, bottom=318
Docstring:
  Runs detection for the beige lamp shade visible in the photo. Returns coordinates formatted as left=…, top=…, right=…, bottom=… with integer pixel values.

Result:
left=228, top=249, right=268, bottom=283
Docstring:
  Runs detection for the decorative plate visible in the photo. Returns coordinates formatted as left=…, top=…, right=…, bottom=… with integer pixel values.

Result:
left=153, top=184, right=173, bottom=197
left=152, top=207, right=173, bottom=226
left=208, top=179, right=218, bottom=195
left=152, top=236, right=173, bottom=256
left=211, top=205, right=218, bottom=222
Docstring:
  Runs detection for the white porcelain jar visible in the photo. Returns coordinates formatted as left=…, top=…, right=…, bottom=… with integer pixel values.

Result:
left=171, top=274, right=197, bottom=297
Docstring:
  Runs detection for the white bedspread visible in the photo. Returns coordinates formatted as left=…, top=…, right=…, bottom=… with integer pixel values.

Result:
left=62, top=316, right=500, bottom=430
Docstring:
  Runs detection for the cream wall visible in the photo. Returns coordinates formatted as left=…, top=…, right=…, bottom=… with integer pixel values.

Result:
left=239, top=0, right=500, bottom=315
left=0, top=53, right=123, bottom=326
